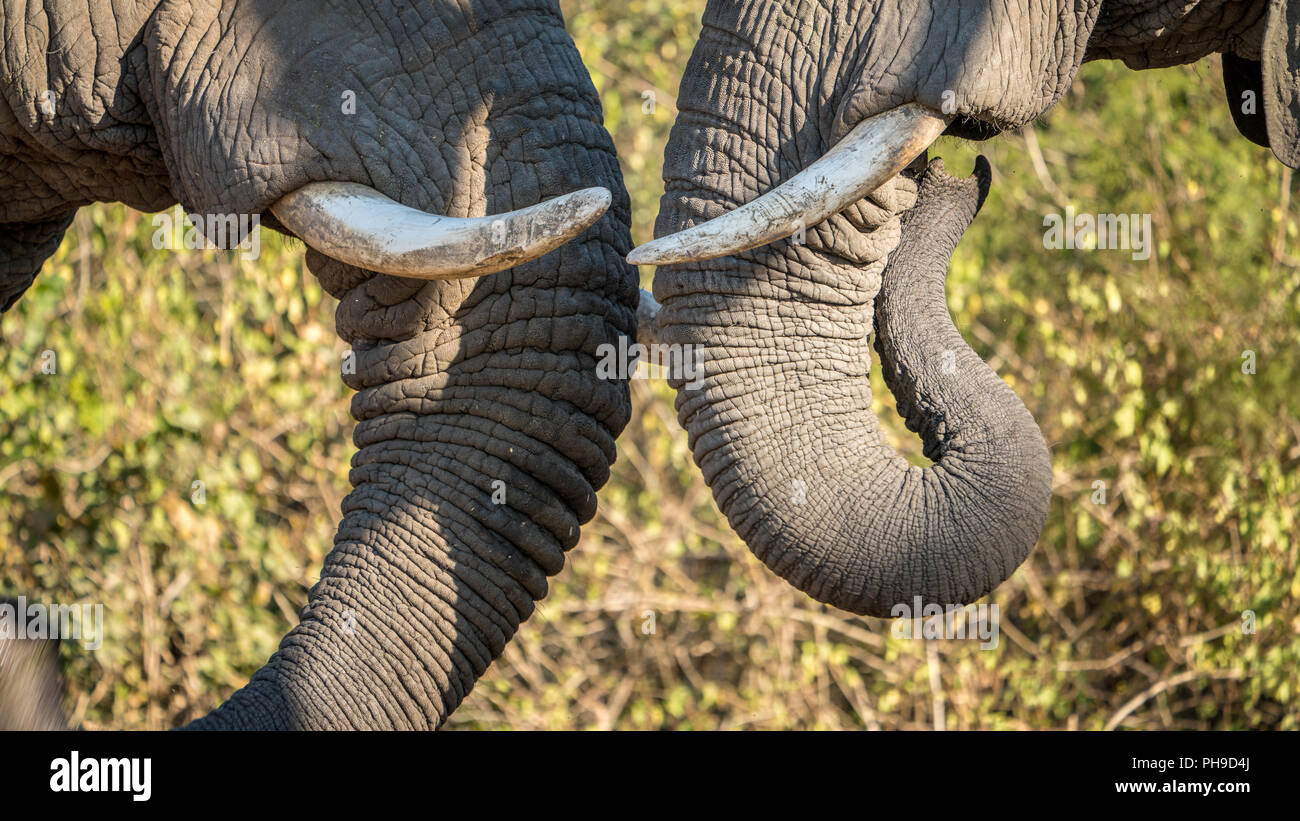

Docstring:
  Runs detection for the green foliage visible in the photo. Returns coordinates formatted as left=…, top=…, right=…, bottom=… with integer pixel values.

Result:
left=2, top=211, right=351, bottom=727
left=3, top=3, right=1298, bottom=728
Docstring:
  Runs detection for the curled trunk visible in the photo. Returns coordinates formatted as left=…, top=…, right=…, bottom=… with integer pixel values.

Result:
left=654, top=158, right=1051, bottom=617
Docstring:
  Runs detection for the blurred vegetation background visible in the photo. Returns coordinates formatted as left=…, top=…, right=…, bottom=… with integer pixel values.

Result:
left=3, top=0, right=1298, bottom=729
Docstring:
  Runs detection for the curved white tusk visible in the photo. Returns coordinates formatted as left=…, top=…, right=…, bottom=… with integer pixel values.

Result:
left=270, top=182, right=612, bottom=280
left=627, top=103, right=950, bottom=266
left=636, top=288, right=660, bottom=346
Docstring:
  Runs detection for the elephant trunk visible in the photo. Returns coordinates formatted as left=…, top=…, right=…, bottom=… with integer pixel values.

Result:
left=187, top=104, right=635, bottom=727
left=653, top=153, right=1051, bottom=617
left=191, top=235, right=633, bottom=729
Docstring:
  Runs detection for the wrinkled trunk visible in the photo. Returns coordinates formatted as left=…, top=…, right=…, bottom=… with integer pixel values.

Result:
left=161, top=0, right=640, bottom=727
left=0, top=603, right=68, bottom=731
left=649, top=2, right=1054, bottom=618
left=654, top=88, right=1050, bottom=616
left=191, top=208, right=633, bottom=730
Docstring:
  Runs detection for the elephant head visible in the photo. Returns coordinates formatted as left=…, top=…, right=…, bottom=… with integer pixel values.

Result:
left=2, top=0, right=636, bottom=728
left=633, top=0, right=1299, bottom=617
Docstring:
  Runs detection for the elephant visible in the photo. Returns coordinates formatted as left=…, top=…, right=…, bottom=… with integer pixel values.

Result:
left=631, top=0, right=1299, bottom=617
left=3, top=0, right=1296, bottom=731
left=0, top=599, right=67, bottom=730
left=1, top=0, right=639, bottom=728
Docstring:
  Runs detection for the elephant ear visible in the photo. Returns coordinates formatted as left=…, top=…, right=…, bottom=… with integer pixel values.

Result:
left=0, top=213, right=77, bottom=313
left=1262, top=0, right=1299, bottom=168
left=1221, top=53, right=1271, bottom=150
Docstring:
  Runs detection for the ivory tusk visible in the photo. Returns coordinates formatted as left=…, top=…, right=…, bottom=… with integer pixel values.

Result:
left=627, top=103, right=950, bottom=266
left=271, top=182, right=611, bottom=279
left=636, top=288, right=660, bottom=346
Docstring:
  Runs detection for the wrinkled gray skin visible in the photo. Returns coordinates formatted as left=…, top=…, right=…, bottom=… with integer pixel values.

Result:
left=651, top=0, right=1299, bottom=616
left=2, top=0, right=637, bottom=728
left=0, top=599, right=67, bottom=730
